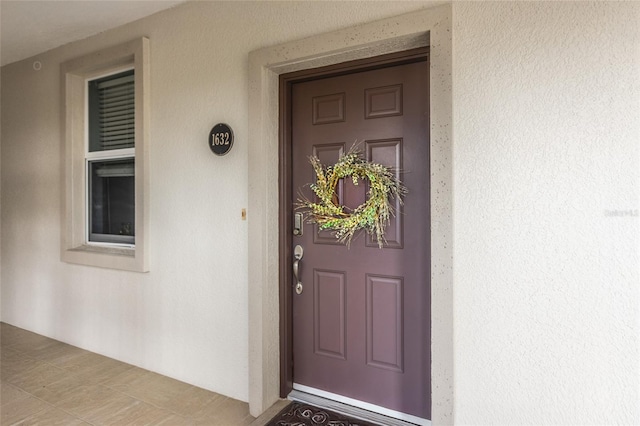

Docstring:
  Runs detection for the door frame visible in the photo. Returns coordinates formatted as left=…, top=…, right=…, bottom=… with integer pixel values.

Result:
left=278, top=47, right=431, bottom=399
left=247, top=5, right=453, bottom=420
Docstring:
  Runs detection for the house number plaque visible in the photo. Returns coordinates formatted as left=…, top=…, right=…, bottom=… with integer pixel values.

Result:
left=209, top=123, right=234, bottom=156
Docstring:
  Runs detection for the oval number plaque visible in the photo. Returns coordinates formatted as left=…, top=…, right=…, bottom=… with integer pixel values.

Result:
left=209, top=123, right=234, bottom=156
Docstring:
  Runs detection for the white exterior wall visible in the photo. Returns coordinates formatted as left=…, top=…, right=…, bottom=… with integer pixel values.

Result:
left=1, top=1, right=638, bottom=423
left=452, top=2, right=639, bottom=424
left=0, top=0, right=436, bottom=405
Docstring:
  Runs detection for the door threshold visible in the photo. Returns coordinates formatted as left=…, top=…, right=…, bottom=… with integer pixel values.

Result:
left=289, top=385, right=430, bottom=426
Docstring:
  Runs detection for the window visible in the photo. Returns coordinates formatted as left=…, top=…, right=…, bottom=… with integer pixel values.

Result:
left=88, top=157, right=135, bottom=244
left=61, top=38, right=149, bottom=272
left=87, top=70, right=135, bottom=245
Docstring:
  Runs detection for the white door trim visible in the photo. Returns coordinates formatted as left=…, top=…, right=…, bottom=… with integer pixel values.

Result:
left=247, top=5, right=454, bottom=422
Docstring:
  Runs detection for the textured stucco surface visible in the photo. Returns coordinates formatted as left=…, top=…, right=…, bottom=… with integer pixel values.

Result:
left=0, top=0, right=436, bottom=405
left=1, top=0, right=639, bottom=423
left=452, top=2, right=640, bottom=424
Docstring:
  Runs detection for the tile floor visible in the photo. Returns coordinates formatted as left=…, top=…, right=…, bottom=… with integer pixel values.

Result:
left=0, top=322, right=279, bottom=425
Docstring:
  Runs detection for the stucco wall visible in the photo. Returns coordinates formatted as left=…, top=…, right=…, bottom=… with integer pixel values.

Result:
left=1, top=0, right=639, bottom=423
left=452, top=2, right=639, bottom=424
left=0, top=10, right=1, bottom=316
left=0, top=0, right=436, bottom=404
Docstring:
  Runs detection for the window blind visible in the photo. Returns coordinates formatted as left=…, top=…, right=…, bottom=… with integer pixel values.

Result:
left=90, top=72, right=135, bottom=151
left=94, top=161, right=135, bottom=178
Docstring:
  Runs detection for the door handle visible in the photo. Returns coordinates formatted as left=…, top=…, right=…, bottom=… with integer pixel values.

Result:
left=293, top=245, right=304, bottom=294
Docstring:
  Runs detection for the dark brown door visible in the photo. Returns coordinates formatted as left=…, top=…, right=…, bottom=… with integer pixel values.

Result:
left=290, top=58, right=430, bottom=420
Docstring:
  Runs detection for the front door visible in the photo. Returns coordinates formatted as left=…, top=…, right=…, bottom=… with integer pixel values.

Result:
left=289, top=55, right=430, bottom=421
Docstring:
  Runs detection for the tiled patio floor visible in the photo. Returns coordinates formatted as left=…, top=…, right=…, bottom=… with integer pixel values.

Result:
left=0, top=322, right=278, bottom=425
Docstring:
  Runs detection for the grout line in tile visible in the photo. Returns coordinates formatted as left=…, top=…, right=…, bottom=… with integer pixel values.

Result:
left=1, top=323, right=252, bottom=426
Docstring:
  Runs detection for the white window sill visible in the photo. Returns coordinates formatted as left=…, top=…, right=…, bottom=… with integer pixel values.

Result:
left=69, top=244, right=135, bottom=257
left=62, top=244, right=146, bottom=272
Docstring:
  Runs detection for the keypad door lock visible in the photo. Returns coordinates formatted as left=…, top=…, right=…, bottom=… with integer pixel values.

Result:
left=293, top=213, right=304, bottom=236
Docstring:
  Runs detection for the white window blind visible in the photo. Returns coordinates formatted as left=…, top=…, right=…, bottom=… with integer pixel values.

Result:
left=89, top=71, right=135, bottom=152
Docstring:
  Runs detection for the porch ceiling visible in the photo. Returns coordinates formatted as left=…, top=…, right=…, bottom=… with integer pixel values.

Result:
left=0, top=0, right=187, bottom=66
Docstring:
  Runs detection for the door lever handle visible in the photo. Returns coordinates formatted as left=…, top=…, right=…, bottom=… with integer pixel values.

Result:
left=293, top=245, right=304, bottom=294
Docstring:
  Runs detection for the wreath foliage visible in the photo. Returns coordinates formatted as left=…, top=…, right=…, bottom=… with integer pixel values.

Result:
left=297, top=144, right=407, bottom=248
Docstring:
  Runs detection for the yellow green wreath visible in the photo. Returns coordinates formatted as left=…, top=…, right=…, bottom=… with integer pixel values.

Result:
left=297, top=144, right=407, bottom=248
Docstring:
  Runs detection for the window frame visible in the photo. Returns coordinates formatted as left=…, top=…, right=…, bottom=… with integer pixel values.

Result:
left=61, top=38, right=149, bottom=272
left=86, top=153, right=136, bottom=247
left=85, top=67, right=136, bottom=247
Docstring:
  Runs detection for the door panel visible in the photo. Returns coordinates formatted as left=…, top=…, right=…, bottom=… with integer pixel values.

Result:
left=290, top=59, right=430, bottom=420
left=366, top=274, right=404, bottom=372
left=365, top=139, right=403, bottom=248
left=312, top=143, right=346, bottom=245
left=313, top=269, right=347, bottom=360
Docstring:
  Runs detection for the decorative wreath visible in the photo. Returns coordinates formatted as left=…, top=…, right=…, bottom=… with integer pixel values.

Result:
left=297, top=143, right=407, bottom=248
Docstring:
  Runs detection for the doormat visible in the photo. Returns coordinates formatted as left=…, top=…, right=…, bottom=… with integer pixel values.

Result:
left=266, top=401, right=378, bottom=426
